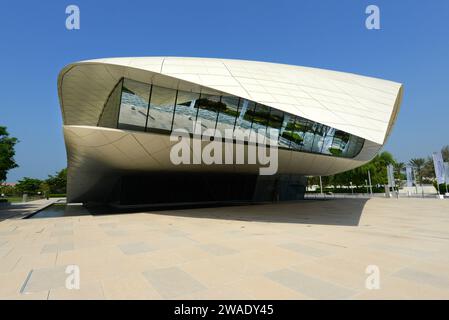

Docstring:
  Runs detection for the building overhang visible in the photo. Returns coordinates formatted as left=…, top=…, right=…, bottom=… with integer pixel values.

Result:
left=58, top=57, right=403, bottom=145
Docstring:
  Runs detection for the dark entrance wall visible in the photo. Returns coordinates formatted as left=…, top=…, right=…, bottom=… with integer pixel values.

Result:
left=115, top=172, right=306, bottom=205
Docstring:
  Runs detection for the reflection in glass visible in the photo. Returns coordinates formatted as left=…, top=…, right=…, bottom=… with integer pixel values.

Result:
left=321, top=128, right=335, bottom=155
left=267, top=108, right=283, bottom=145
left=344, top=135, right=364, bottom=158
left=250, top=104, right=270, bottom=143
left=328, top=130, right=350, bottom=156
left=173, top=90, right=200, bottom=133
left=194, top=95, right=223, bottom=136
left=118, top=79, right=150, bottom=131
left=216, top=96, right=240, bottom=137
left=236, top=100, right=255, bottom=131
left=311, top=124, right=328, bottom=153
left=279, top=114, right=296, bottom=148
left=147, top=85, right=176, bottom=131
left=110, top=77, right=365, bottom=159
left=99, top=79, right=123, bottom=128
left=294, top=118, right=312, bottom=151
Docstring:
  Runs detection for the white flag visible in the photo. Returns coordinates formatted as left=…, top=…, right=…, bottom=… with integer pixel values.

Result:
left=445, top=162, right=449, bottom=185
left=432, top=152, right=445, bottom=184
left=387, top=164, right=395, bottom=187
left=406, top=166, right=413, bottom=187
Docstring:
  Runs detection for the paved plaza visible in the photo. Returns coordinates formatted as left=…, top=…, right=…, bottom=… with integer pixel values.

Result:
left=0, top=198, right=449, bottom=300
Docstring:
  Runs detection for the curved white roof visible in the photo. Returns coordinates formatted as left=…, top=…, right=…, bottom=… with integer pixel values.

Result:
left=59, top=57, right=403, bottom=144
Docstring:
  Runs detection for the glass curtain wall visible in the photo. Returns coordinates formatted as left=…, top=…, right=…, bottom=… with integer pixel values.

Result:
left=103, top=77, right=365, bottom=159
left=118, top=79, right=150, bottom=131
left=173, top=90, right=200, bottom=133
left=146, top=85, right=177, bottom=131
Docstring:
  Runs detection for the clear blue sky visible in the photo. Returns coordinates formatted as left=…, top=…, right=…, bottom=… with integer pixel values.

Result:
left=1, top=0, right=448, bottom=182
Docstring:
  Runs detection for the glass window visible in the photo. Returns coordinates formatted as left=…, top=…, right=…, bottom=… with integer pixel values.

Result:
left=250, top=104, right=270, bottom=143
left=321, top=128, right=336, bottom=155
left=295, top=117, right=313, bottom=151
left=118, top=79, right=150, bottom=131
left=173, top=90, right=200, bottom=133
left=312, top=124, right=328, bottom=153
left=216, top=96, right=240, bottom=137
left=279, top=114, right=295, bottom=148
left=327, top=130, right=350, bottom=156
left=108, top=78, right=366, bottom=159
left=194, top=95, right=222, bottom=136
left=344, top=136, right=364, bottom=158
left=266, top=108, right=283, bottom=145
left=235, top=100, right=255, bottom=131
left=146, top=85, right=177, bottom=132
left=98, top=79, right=123, bottom=128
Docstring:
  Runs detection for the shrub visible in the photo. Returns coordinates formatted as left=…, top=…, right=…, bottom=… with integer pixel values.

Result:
left=48, top=194, right=66, bottom=198
left=433, top=182, right=449, bottom=194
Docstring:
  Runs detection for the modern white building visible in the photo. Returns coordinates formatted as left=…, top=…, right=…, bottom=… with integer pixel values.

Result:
left=58, top=57, right=403, bottom=204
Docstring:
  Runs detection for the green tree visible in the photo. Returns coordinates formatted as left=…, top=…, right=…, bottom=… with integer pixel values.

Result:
left=393, top=162, right=405, bottom=176
left=45, top=168, right=67, bottom=194
left=0, top=126, right=19, bottom=182
left=15, top=177, right=43, bottom=195
left=441, top=145, right=449, bottom=162
left=421, top=157, right=436, bottom=182
left=325, top=151, right=396, bottom=188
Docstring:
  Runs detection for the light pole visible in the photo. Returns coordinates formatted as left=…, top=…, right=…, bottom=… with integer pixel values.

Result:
left=368, top=170, right=373, bottom=196
left=365, top=179, right=369, bottom=195
left=319, top=176, right=323, bottom=196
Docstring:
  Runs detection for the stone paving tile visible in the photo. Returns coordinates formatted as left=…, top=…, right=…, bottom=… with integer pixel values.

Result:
left=50, top=230, right=73, bottom=237
left=1, top=198, right=449, bottom=299
left=0, top=230, right=20, bottom=236
left=41, top=242, right=74, bottom=254
left=278, top=242, right=330, bottom=257
left=48, top=281, right=104, bottom=300
left=365, top=243, right=435, bottom=259
left=14, top=252, right=57, bottom=272
left=393, top=267, right=449, bottom=290
left=105, top=230, right=129, bottom=237
left=101, top=274, right=162, bottom=299
left=0, top=247, right=12, bottom=258
left=99, top=223, right=117, bottom=228
left=118, top=242, right=155, bottom=255
left=265, top=268, right=356, bottom=299
left=197, top=244, right=238, bottom=256
left=143, top=267, right=206, bottom=299
left=229, top=275, right=310, bottom=300
left=20, top=265, right=68, bottom=294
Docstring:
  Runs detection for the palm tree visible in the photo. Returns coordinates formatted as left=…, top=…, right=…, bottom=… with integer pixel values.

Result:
left=394, top=162, right=405, bottom=175
left=409, top=158, right=425, bottom=184
left=393, top=162, right=405, bottom=188
left=441, top=145, right=449, bottom=162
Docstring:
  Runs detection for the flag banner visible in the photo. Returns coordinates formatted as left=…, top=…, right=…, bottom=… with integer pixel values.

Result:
left=432, top=152, right=445, bottom=184
left=406, top=166, right=413, bottom=187
left=444, top=162, right=449, bottom=185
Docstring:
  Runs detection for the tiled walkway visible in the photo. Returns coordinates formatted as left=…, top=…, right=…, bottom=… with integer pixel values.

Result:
left=1, top=198, right=449, bottom=299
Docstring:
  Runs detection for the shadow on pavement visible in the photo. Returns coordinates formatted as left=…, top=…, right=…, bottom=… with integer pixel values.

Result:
left=30, top=199, right=369, bottom=227
left=145, top=199, right=369, bottom=227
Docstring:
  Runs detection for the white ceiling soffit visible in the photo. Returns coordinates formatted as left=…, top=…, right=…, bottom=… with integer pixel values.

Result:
left=60, top=57, right=403, bottom=145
